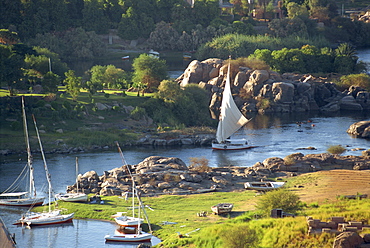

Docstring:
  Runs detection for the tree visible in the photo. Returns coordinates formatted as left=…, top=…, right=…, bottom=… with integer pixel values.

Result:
left=231, top=21, right=255, bottom=35
left=132, top=54, right=168, bottom=92
left=64, top=70, right=82, bottom=100
left=256, top=189, right=302, bottom=217
left=118, top=2, right=155, bottom=39
left=104, top=65, right=129, bottom=89
left=286, top=2, right=309, bottom=19
left=268, top=17, right=308, bottom=38
left=271, top=48, right=306, bottom=73
left=82, top=0, right=110, bottom=34
left=334, top=43, right=359, bottom=74
left=0, top=29, right=19, bottom=45
left=0, top=45, right=25, bottom=91
left=147, top=21, right=180, bottom=51
left=28, top=28, right=106, bottom=61
left=42, top=71, right=60, bottom=93
left=83, top=65, right=105, bottom=95
left=156, top=80, right=183, bottom=103
left=192, top=0, right=219, bottom=27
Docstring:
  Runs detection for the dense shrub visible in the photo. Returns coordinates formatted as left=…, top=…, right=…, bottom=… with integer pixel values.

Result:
left=337, top=73, right=370, bottom=91
left=189, top=157, right=211, bottom=172
left=256, top=189, right=302, bottom=217
left=327, top=145, right=346, bottom=155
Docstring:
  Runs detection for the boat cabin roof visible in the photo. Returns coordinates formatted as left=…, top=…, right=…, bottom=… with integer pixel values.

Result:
left=0, top=192, right=28, bottom=197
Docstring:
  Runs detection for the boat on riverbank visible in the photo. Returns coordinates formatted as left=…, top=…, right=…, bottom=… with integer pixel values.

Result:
left=244, top=181, right=285, bottom=191
left=211, top=203, right=233, bottom=215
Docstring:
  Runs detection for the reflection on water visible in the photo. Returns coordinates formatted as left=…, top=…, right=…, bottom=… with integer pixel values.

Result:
left=0, top=206, right=160, bottom=248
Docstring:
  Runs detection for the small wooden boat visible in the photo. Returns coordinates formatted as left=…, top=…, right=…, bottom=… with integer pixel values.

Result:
left=183, top=53, right=191, bottom=60
left=244, top=181, right=285, bottom=191
left=148, top=49, right=159, bottom=58
left=211, top=203, right=233, bottom=215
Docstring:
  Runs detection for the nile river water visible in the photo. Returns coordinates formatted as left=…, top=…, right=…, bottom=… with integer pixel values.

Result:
left=1, top=49, right=370, bottom=248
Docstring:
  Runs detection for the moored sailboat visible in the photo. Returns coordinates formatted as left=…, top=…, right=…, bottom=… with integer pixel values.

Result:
left=212, top=59, right=253, bottom=150
left=55, top=157, right=88, bottom=202
left=105, top=143, right=152, bottom=242
left=14, top=115, right=74, bottom=226
left=0, top=97, right=44, bottom=207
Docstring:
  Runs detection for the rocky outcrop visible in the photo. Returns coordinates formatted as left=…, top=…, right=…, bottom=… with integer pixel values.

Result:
left=347, top=121, right=370, bottom=138
left=66, top=151, right=370, bottom=196
left=332, top=232, right=368, bottom=248
left=176, top=59, right=370, bottom=115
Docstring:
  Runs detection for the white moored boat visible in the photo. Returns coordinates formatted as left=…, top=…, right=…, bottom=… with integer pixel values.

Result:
left=0, top=97, right=44, bottom=207
left=212, top=58, right=253, bottom=150
left=244, top=181, right=285, bottom=191
left=113, top=213, right=143, bottom=228
left=14, top=115, right=74, bottom=227
left=105, top=143, right=153, bottom=243
left=105, top=228, right=152, bottom=243
left=14, top=210, right=74, bottom=226
left=55, top=157, right=88, bottom=202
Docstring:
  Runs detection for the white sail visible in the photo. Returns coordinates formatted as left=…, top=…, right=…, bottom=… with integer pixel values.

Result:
left=216, top=62, right=249, bottom=143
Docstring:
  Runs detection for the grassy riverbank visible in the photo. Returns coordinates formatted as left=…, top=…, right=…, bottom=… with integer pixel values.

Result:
left=33, top=172, right=370, bottom=248
left=0, top=90, right=215, bottom=153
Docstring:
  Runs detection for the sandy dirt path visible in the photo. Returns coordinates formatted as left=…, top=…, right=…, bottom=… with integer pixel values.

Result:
left=289, top=169, right=370, bottom=203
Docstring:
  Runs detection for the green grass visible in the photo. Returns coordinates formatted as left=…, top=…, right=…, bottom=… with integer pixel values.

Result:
left=30, top=191, right=370, bottom=248
left=25, top=165, right=370, bottom=248
left=0, top=89, right=156, bottom=151
left=33, top=191, right=256, bottom=247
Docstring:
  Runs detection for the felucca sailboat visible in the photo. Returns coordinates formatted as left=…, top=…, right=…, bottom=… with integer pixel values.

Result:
left=212, top=59, right=252, bottom=150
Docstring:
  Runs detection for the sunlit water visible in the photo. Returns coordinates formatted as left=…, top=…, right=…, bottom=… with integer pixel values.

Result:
left=1, top=49, right=370, bottom=248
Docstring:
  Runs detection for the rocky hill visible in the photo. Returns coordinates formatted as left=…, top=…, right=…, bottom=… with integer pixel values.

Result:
left=176, top=59, right=370, bottom=115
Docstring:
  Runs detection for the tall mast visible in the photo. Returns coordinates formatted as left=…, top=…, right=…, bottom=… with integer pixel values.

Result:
left=22, top=97, right=36, bottom=198
left=76, top=157, right=79, bottom=193
left=116, top=142, right=152, bottom=233
left=32, top=114, right=53, bottom=212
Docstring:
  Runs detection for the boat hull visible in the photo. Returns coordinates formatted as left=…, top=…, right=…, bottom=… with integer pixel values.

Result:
left=244, top=182, right=285, bottom=191
left=0, top=197, right=44, bottom=207
left=114, top=216, right=143, bottom=227
left=105, top=232, right=152, bottom=242
left=212, top=144, right=254, bottom=150
left=55, top=193, right=88, bottom=202
left=211, top=203, right=233, bottom=215
left=14, top=212, right=74, bottom=226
